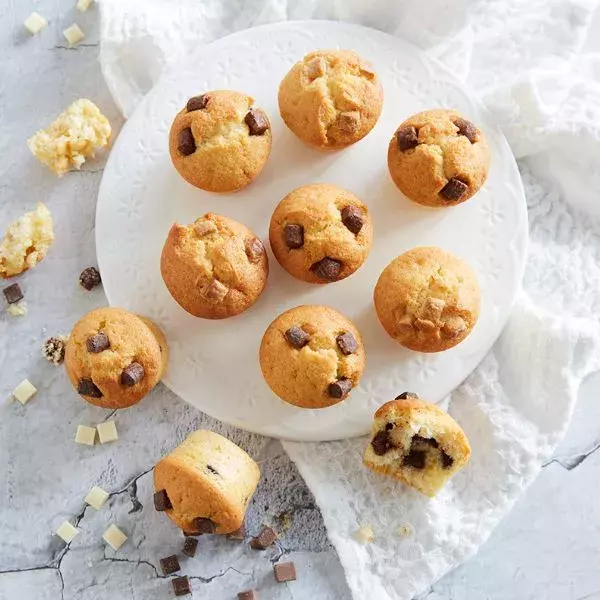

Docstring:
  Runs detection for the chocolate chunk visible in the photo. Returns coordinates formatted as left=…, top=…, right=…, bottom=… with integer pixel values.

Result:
left=86, top=333, right=110, bottom=353
left=341, top=205, right=364, bottom=234
left=206, top=464, right=220, bottom=476
left=172, top=576, right=191, bottom=597
left=328, top=377, right=352, bottom=399
left=338, top=111, right=360, bottom=133
left=245, top=109, right=269, bottom=136
left=371, top=430, right=393, bottom=456
left=441, top=451, right=454, bottom=469
left=336, top=332, right=358, bottom=355
left=238, top=591, right=258, bottom=600
left=186, top=94, right=209, bottom=112
left=284, top=325, right=310, bottom=349
left=43, top=337, right=67, bottom=365
left=311, top=257, right=342, bottom=281
left=77, top=378, right=102, bottom=398
left=250, top=525, right=278, bottom=550
left=153, top=489, right=172, bottom=511
left=274, top=562, right=297, bottom=583
left=396, top=126, right=419, bottom=151
left=191, top=517, right=216, bottom=535
left=79, top=267, right=101, bottom=291
left=3, top=283, right=23, bottom=304
left=228, top=524, right=246, bottom=540
left=453, top=117, right=478, bottom=143
left=245, top=237, right=264, bottom=263
left=413, top=434, right=439, bottom=448
left=284, top=224, right=304, bottom=249
left=160, top=555, right=181, bottom=575
left=440, top=178, right=469, bottom=201
left=385, top=423, right=394, bottom=431
left=182, top=536, right=198, bottom=557
left=395, top=391, right=419, bottom=400
left=404, top=450, right=426, bottom=469
left=121, top=362, right=144, bottom=386
left=178, top=127, right=196, bottom=156
left=202, top=279, right=228, bottom=302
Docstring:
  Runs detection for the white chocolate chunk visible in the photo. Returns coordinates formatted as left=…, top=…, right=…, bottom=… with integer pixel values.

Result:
left=76, top=0, right=93, bottom=12
left=12, top=379, right=37, bottom=404
left=97, top=420, right=118, bottom=444
left=56, top=521, right=79, bottom=543
left=353, top=524, right=375, bottom=544
left=63, top=23, right=85, bottom=45
left=75, top=424, right=96, bottom=445
left=103, top=524, right=127, bottom=550
left=7, top=300, right=27, bottom=317
left=24, top=12, right=48, bottom=34
left=85, top=485, right=109, bottom=510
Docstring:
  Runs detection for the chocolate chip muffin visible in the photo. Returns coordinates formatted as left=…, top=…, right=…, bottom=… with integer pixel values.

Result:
left=278, top=50, right=383, bottom=150
left=64, top=307, right=168, bottom=409
left=161, top=213, right=268, bottom=319
left=363, top=394, right=471, bottom=497
left=269, top=183, right=372, bottom=284
left=259, top=305, right=365, bottom=409
left=387, top=109, right=490, bottom=207
left=169, top=90, right=271, bottom=193
left=154, top=430, right=260, bottom=535
left=373, top=247, right=480, bottom=353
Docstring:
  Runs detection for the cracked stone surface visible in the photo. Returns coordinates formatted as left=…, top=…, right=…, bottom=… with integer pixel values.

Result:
left=1, top=1, right=600, bottom=599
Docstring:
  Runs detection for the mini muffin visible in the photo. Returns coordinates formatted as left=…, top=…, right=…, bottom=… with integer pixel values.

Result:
left=161, top=213, right=268, bottom=319
left=269, top=183, right=372, bottom=283
left=374, top=247, right=480, bottom=353
left=278, top=50, right=383, bottom=150
left=387, top=109, right=490, bottom=207
left=64, top=307, right=168, bottom=409
left=259, top=305, right=365, bottom=409
left=154, top=430, right=260, bottom=535
left=363, top=393, right=471, bottom=497
left=169, top=90, right=271, bottom=193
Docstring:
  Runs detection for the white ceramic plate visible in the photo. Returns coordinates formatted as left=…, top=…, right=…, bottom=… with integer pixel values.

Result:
left=96, top=20, right=527, bottom=441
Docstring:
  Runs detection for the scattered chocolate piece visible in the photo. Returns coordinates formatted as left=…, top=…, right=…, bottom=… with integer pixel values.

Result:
left=121, top=362, right=145, bottom=386
left=396, top=126, right=419, bottom=151
left=79, top=267, right=101, bottom=291
left=404, top=449, right=426, bottom=469
left=228, top=524, right=246, bottom=540
left=3, top=283, right=23, bottom=304
left=371, top=430, right=393, bottom=456
left=191, top=517, right=216, bottom=535
left=311, top=257, right=342, bottom=281
left=250, top=525, right=277, bottom=550
left=440, top=177, right=469, bottom=201
left=336, top=332, right=358, bottom=355
left=413, top=434, right=439, bottom=448
left=245, top=109, right=269, bottom=136
left=153, top=489, right=172, bottom=512
left=160, top=555, right=181, bottom=575
left=245, top=238, right=264, bottom=263
left=284, top=224, right=304, bottom=249
left=182, top=536, right=198, bottom=558
left=341, top=205, right=364, bottom=234
left=172, top=576, right=191, bottom=597
left=395, top=392, right=419, bottom=400
left=441, top=450, right=454, bottom=469
left=453, top=117, right=478, bottom=143
left=43, top=336, right=67, bottom=365
left=186, top=94, right=209, bottom=112
left=238, top=591, right=258, bottom=600
left=328, top=377, right=352, bottom=399
left=77, top=378, right=102, bottom=398
left=178, top=127, right=196, bottom=156
left=86, top=333, right=110, bottom=353
left=284, top=325, right=310, bottom=349
left=385, top=423, right=394, bottom=431
left=273, top=562, right=297, bottom=583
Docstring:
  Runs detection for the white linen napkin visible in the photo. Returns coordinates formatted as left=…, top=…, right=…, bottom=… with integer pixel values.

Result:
left=98, top=1, right=600, bottom=598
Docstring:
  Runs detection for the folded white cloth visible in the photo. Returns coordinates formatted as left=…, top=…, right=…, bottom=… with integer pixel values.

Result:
left=99, top=0, right=600, bottom=597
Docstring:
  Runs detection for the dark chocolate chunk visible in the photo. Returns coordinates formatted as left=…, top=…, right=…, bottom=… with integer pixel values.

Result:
left=154, top=489, right=172, bottom=511
left=228, top=524, right=246, bottom=540
left=404, top=449, right=426, bottom=469
left=336, top=332, right=358, bottom=355
left=186, top=94, right=209, bottom=112
left=413, top=434, right=439, bottom=448
left=311, top=257, right=342, bottom=281
left=121, top=362, right=145, bottom=386
left=191, top=517, right=216, bottom=535
left=43, top=337, right=66, bottom=365
left=328, top=377, right=352, bottom=399
left=182, top=536, right=198, bottom=558
left=284, top=325, right=310, bottom=349
left=79, top=267, right=101, bottom=291
left=396, top=126, right=419, bottom=151
left=206, top=464, right=220, bottom=476
left=160, top=555, right=181, bottom=575
left=77, top=378, right=102, bottom=398
left=385, top=422, right=394, bottom=431
left=172, top=576, right=191, bottom=597
left=3, top=283, right=23, bottom=304
left=440, top=178, right=469, bottom=201
left=250, top=525, right=277, bottom=550
left=178, top=127, right=196, bottom=156
left=245, top=237, right=264, bottom=263
left=245, top=109, right=269, bottom=136
left=274, top=562, right=297, bottom=583
left=371, top=430, right=393, bottom=456
left=284, top=224, right=304, bottom=249
left=395, top=391, right=419, bottom=400
left=341, top=205, right=364, bottom=235
left=453, top=117, right=478, bottom=143
left=238, top=591, right=258, bottom=600
left=441, top=450, right=454, bottom=469
left=86, top=333, right=110, bottom=354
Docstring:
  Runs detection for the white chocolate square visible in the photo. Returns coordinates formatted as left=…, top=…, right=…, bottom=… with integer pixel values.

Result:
left=7, top=300, right=27, bottom=317
left=75, top=424, right=96, bottom=445
left=12, top=379, right=37, bottom=404
left=103, top=524, right=127, bottom=550
left=56, top=521, right=79, bottom=544
left=63, top=23, right=85, bottom=46
left=85, top=485, right=109, bottom=510
left=76, top=0, right=93, bottom=11
left=24, top=12, right=48, bottom=34
left=97, top=420, right=118, bottom=444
